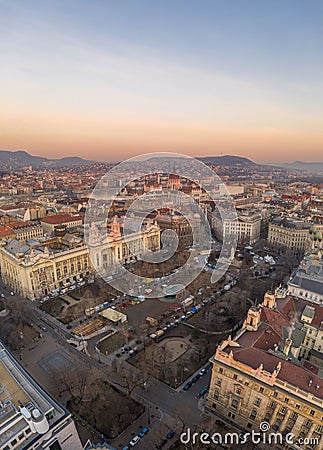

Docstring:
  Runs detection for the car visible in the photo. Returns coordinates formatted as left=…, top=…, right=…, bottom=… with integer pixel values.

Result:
left=199, top=368, right=206, bottom=376
left=41, top=326, right=47, bottom=332
left=1, top=293, right=5, bottom=298
left=192, top=374, right=200, bottom=383
left=129, top=436, right=140, bottom=446
left=122, top=446, right=130, bottom=450
left=10, top=292, right=14, bottom=296
left=198, top=387, right=208, bottom=397
left=138, top=427, right=149, bottom=437
left=183, top=381, right=192, bottom=391
left=167, top=430, right=175, bottom=439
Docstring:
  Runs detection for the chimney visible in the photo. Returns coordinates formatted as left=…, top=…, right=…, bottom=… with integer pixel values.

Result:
left=283, top=338, right=292, bottom=356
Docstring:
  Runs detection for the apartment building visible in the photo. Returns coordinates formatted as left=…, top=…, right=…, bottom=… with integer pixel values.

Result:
left=40, top=214, right=84, bottom=236
left=206, top=291, right=323, bottom=450
left=268, top=218, right=312, bottom=258
left=210, top=210, right=261, bottom=245
left=0, top=342, right=83, bottom=450
left=288, top=251, right=323, bottom=306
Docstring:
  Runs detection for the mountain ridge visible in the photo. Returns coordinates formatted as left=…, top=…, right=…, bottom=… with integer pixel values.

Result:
left=0, top=150, right=94, bottom=169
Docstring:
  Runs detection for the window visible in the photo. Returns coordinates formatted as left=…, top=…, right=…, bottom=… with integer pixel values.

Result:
left=295, top=404, right=300, bottom=409
left=259, top=387, right=264, bottom=393
left=284, top=397, right=289, bottom=403
left=316, top=425, right=323, bottom=433
left=25, top=428, right=31, bottom=434
left=304, top=419, right=312, bottom=428
left=219, top=368, right=223, bottom=374
left=236, top=387, right=241, bottom=395
left=214, top=390, right=219, bottom=400
left=18, top=433, right=24, bottom=440
left=231, top=399, right=239, bottom=410
left=216, top=379, right=221, bottom=387
left=273, top=391, right=278, bottom=398
left=310, top=409, right=315, bottom=417
left=255, top=398, right=261, bottom=407
left=280, top=406, right=287, bottom=415
left=250, top=409, right=257, bottom=420
left=10, top=439, right=17, bottom=446
left=233, top=374, right=237, bottom=380
left=291, top=412, right=298, bottom=421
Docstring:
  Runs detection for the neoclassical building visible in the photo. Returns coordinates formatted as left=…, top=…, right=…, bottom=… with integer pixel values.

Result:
left=87, top=216, right=160, bottom=273
left=206, top=291, right=323, bottom=450
left=0, top=218, right=160, bottom=300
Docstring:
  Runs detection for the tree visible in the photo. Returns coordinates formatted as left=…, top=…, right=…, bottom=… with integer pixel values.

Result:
left=51, top=366, right=91, bottom=405
left=113, top=363, right=148, bottom=396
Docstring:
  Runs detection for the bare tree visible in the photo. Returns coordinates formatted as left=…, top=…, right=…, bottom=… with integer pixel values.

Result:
left=113, top=364, right=148, bottom=396
left=51, top=366, right=91, bottom=405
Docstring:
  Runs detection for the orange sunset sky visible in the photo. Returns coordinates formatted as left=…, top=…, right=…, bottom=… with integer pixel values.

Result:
left=1, top=1, right=323, bottom=163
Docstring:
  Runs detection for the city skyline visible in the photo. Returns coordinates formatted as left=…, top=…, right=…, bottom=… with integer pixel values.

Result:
left=1, top=0, right=323, bottom=162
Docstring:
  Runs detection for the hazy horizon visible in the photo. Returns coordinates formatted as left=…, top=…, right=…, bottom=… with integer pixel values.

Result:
left=2, top=148, right=323, bottom=165
left=1, top=1, right=323, bottom=163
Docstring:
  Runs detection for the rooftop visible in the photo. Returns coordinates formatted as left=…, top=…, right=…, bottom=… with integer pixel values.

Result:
left=40, top=214, right=83, bottom=225
left=0, top=342, right=68, bottom=449
left=218, top=295, right=323, bottom=401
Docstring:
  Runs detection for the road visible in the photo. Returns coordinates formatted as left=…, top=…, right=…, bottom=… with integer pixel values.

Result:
left=0, top=280, right=213, bottom=449
left=111, top=367, right=212, bottom=449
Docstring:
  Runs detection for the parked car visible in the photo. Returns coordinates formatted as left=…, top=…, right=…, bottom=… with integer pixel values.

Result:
left=192, top=374, right=200, bottom=383
left=129, top=436, right=140, bottom=447
left=122, top=446, right=130, bottom=450
left=138, top=427, right=149, bottom=437
left=10, top=291, right=14, bottom=296
left=1, top=293, right=5, bottom=298
left=183, top=381, right=192, bottom=391
left=199, top=368, right=206, bottom=376
left=167, top=430, right=175, bottom=439
left=198, top=387, right=208, bottom=397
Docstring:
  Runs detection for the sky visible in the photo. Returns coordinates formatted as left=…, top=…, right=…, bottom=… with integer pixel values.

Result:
left=0, top=0, right=323, bottom=163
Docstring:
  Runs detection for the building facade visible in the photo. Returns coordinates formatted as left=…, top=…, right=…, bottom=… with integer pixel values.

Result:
left=206, top=291, right=323, bottom=450
left=0, top=221, right=160, bottom=300
left=268, top=218, right=312, bottom=258
left=210, top=210, right=261, bottom=245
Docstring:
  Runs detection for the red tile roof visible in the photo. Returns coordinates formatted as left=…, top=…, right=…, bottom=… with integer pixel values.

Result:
left=41, top=214, right=83, bottom=225
left=222, top=296, right=323, bottom=400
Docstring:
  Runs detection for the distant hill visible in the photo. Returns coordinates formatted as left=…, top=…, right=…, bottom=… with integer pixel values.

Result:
left=273, top=161, right=323, bottom=173
left=0, top=150, right=93, bottom=169
left=198, top=155, right=257, bottom=166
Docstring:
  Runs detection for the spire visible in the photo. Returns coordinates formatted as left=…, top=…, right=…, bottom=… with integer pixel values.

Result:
left=111, top=215, right=121, bottom=237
